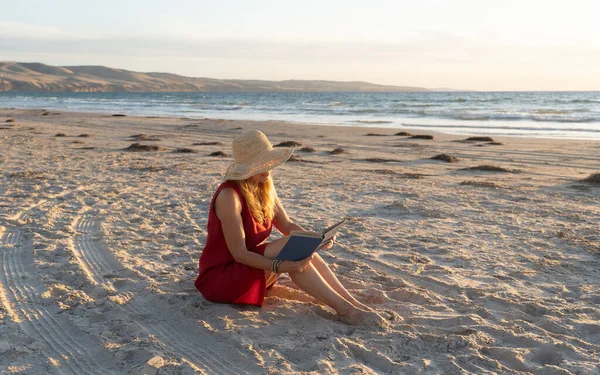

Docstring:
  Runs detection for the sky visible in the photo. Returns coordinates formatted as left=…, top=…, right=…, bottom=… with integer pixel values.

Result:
left=1, top=0, right=599, bottom=91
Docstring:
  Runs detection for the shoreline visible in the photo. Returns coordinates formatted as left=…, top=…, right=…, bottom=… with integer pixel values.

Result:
left=1, top=108, right=599, bottom=374
left=3, top=88, right=600, bottom=141
left=3, top=106, right=600, bottom=142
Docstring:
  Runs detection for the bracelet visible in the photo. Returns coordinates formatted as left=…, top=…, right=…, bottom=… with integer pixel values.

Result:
left=271, top=259, right=282, bottom=273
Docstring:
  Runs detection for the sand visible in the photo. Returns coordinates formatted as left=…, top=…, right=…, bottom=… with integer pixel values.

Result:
left=0, top=108, right=599, bottom=375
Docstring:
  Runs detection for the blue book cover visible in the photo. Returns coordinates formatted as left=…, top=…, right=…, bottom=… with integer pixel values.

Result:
left=275, top=219, right=346, bottom=261
left=275, top=234, right=324, bottom=261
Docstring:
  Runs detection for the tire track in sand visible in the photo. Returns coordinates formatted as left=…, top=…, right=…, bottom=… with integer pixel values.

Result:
left=71, top=213, right=260, bottom=375
left=72, top=214, right=121, bottom=291
left=0, top=227, right=22, bottom=323
left=0, top=228, right=114, bottom=375
left=0, top=194, right=118, bottom=375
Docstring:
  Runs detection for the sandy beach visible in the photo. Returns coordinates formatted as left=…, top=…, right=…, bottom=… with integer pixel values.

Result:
left=1, top=108, right=599, bottom=375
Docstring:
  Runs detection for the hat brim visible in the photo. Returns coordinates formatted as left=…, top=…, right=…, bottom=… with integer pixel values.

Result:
left=223, top=147, right=293, bottom=181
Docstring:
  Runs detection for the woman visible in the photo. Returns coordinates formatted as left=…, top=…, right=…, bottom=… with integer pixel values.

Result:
left=195, top=130, right=382, bottom=325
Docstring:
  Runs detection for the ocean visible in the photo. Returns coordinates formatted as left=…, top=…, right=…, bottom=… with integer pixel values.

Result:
left=1, top=91, right=599, bottom=139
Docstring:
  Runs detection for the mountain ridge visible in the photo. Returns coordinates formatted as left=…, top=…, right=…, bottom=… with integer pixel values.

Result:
left=0, top=61, right=429, bottom=93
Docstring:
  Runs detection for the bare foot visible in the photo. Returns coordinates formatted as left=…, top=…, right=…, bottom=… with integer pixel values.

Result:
left=340, top=307, right=388, bottom=328
left=352, top=300, right=373, bottom=312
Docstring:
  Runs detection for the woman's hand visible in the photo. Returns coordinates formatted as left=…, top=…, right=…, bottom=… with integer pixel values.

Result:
left=278, top=254, right=314, bottom=273
left=320, top=235, right=336, bottom=251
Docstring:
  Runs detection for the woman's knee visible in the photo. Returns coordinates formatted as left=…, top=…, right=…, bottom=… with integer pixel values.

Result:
left=289, top=262, right=317, bottom=277
left=312, top=253, right=327, bottom=266
left=263, top=237, right=287, bottom=259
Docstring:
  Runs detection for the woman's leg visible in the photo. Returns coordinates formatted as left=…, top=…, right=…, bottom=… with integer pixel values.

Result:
left=287, top=263, right=375, bottom=325
left=310, top=254, right=372, bottom=311
left=264, top=241, right=371, bottom=310
left=263, top=238, right=287, bottom=259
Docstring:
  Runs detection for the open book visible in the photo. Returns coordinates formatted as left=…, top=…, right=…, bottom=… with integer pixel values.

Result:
left=275, top=219, right=346, bottom=261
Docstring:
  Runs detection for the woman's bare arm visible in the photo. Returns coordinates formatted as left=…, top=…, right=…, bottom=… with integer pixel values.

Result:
left=215, top=188, right=310, bottom=272
left=215, top=188, right=273, bottom=270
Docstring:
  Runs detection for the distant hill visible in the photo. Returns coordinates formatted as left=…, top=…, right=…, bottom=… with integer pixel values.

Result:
left=0, top=61, right=429, bottom=93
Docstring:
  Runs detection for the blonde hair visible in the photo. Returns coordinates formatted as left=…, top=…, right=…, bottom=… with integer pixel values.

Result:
left=236, top=177, right=276, bottom=224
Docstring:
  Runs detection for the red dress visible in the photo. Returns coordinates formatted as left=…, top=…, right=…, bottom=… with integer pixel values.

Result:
left=195, top=181, right=273, bottom=306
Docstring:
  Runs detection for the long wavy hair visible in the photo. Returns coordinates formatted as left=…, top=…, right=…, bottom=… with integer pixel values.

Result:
left=236, top=177, right=276, bottom=224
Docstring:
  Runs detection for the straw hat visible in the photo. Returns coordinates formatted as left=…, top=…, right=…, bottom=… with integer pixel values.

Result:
left=223, top=130, right=294, bottom=180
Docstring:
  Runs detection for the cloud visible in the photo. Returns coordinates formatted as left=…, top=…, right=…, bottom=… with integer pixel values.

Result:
left=2, top=23, right=597, bottom=67
left=0, top=22, right=77, bottom=40
left=2, top=27, right=599, bottom=90
left=0, top=31, right=476, bottom=62
left=2, top=31, right=598, bottom=77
